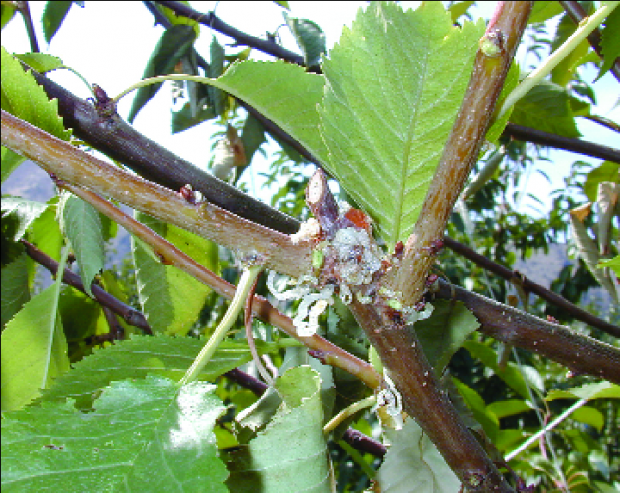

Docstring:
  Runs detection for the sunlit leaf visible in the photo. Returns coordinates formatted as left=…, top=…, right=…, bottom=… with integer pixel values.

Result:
left=376, top=417, right=459, bottom=492
left=1, top=377, right=228, bottom=492
left=58, top=193, right=104, bottom=297
left=596, top=6, right=620, bottom=80
left=319, top=2, right=485, bottom=247
left=1, top=285, right=69, bottom=412
left=226, top=366, right=331, bottom=493
left=1, top=146, right=26, bottom=183
left=0, top=47, right=71, bottom=141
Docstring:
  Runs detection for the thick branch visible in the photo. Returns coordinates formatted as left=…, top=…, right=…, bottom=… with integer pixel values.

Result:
left=559, top=0, right=620, bottom=83
left=392, top=3, right=533, bottom=309
left=27, top=68, right=300, bottom=234
left=1, top=110, right=310, bottom=279
left=21, top=240, right=152, bottom=334
left=436, top=279, right=620, bottom=384
left=443, top=236, right=620, bottom=338
left=503, top=123, right=620, bottom=164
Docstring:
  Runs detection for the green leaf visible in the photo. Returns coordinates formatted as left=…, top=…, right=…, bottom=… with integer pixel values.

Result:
left=448, top=1, right=474, bottom=23
left=1, top=377, right=228, bottom=492
left=571, top=405, right=604, bottom=431
left=0, top=46, right=71, bottom=141
left=318, top=2, right=485, bottom=247
left=128, top=25, right=197, bottom=123
left=283, top=12, right=327, bottom=67
left=27, top=197, right=63, bottom=266
left=546, top=382, right=620, bottom=401
left=58, top=193, right=104, bottom=297
left=528, top=1, right=564, bottom=23
left=596, top=5, right=620, bottom=80
left=227, top=366, right=331, bottom=493
left=1, top=146, right=26, bottom=183
left=171, top=100, right=216, bottom=133
left=210, top=59, right=325, bottom=162
left=1, top=253, right=30, bottom=329
left=38, top=335, right=287, bottom=409
left=551, top=14, right=590, bottom=86
left=42, top=1, right=73, bottom=43
left=209, top=36, right=226, bottom=117
left=486, top=399, right=532, bottom=419
left=376, top=417, right=459, bottom=492
left=510, top=81, right=581, bottom=138
left=584, top=160, right=619, bottom=202
left=414, top=299, right=480, bottom=375
left=1, top=197, right=48, bottom=241
left=452, top=378, right=499, bottom=441
left=240, top=112, right=267, bottom=167
left=14, top=52, right=63, bottom=73
left=132, top=212, right=215, bottom=335
left=463, top=340, right=530, bottom=399
left=1, top=284, right=70, bottom=412
left=1, top=3, right=17, bottom=29
left=598, top=255, right=619, bottom=275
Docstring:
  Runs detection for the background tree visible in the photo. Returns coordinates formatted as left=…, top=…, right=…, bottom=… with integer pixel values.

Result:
left=1, top=1, right=619, bottom=492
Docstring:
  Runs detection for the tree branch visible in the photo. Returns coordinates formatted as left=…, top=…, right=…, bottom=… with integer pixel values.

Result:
left=391, top=2, right=532, bottom=308
left=152, top=0, right=313, bottom=69
left=503, top=123, right=620, bottom=164
left=559, top=0, right=620, bottom=83
left=436, top=278, right=620, bottom=385
left=26, top=67, right=300, bottom=234
left=443, top=236, right=620, bottom=338
left=51, top=177, right=383, bottom=391
left=1, top=109, right=310, bottom=278
left=20, top=239, right=153, bottom=334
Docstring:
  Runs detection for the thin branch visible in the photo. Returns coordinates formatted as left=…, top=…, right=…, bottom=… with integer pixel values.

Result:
left=436, top=278, right=620, bottom=385
left=21, top=239, right=153, bottom=334
left=15, top=1, right=39, bottom=53
left=584, top=115, right=620, bottom=134
left=55, top=179, right=383, bottom=390
left=559, top=0, right=620, bottom=83
left=443, top=236, right=620, bottom=338
left=503, top=123, right=620, bottom=164
left=152, top=0, right=313, bottom=69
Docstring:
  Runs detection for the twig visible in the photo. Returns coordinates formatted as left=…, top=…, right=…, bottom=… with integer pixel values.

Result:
left=559, top=0, right=620, bottom=83
left=50, top=180, right=384, bottom=390
left=435, top=278, right=620, bottom=384
left=21, top=239, right=152, bottom=334
left=152, top=0, right=312, bottom=69
left=443, top=236, right=620, bottom=338
left=15, top=1, right=39, bottom=53
left=503, top=123, right=620, bottom=164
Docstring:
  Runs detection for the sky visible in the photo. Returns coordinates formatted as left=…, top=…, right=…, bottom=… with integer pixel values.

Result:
left=2, top=1, right=618, bottom=217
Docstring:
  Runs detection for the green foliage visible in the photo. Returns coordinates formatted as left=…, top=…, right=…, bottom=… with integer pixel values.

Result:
left=42, top=1, right=73, bottom=43
left=0, top=47, right=71, bottom=141
left=1, top=1, right=619, bottom=491
left=128, top=25, right=197, bottom=123
left=319, top=2, right=484, bottom=247
left=1, top=377, right=228, bottom=492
